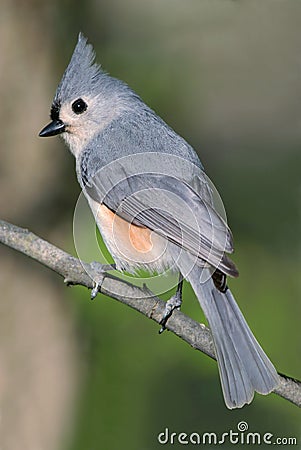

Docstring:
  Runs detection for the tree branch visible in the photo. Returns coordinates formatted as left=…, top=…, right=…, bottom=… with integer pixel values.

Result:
left=0, top=219, right=300, bottom=408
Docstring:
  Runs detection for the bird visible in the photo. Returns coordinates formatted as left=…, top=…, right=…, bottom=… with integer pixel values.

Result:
left=39, top=33, right=279, bottom=408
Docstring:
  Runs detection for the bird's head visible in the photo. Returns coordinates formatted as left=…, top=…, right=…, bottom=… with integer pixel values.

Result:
left=39, top=33, right=131, bottom=156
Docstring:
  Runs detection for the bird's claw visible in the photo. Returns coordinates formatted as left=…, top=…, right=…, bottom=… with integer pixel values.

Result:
left=84, top=261, right=116, bottom=300
left=159, top=291, right=182, bottom=334
left=90, top=277, right=104, bottom=300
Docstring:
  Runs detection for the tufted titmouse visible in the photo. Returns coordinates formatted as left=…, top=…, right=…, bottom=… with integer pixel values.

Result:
left=39, top=34, right=279, bottom=409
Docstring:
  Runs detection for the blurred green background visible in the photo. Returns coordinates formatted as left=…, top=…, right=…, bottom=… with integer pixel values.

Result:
left=0, top=1, right=300, bottom=449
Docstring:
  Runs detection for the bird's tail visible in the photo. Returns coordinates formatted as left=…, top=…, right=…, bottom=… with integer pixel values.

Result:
left=177, top=261, right=279, bottom=408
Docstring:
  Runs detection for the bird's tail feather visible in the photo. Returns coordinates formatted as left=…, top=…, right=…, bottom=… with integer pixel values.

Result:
left=178, top=262, right=279, bottom=408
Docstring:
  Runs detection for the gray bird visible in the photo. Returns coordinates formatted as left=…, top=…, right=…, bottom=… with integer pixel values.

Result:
left=39, top=33, right=279, bottom=408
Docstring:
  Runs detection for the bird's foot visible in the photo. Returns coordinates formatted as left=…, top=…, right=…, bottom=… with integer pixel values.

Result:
left=159, top=291, right=182, bottom=334
left=85, top=261, right=116, bottom=300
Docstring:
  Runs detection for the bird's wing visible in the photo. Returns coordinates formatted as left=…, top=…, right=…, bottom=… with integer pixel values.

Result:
left=83, top=163, right=238, bottom=277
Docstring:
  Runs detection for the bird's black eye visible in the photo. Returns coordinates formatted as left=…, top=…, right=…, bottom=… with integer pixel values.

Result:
left=72, top=98, right=88, bottom=115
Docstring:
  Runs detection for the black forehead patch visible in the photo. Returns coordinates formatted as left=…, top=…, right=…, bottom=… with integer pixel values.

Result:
left=50, top=100, right=61, bottom=121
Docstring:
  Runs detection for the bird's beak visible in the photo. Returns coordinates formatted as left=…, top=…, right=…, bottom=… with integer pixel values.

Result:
left=39, top=119, right=65, bottom=137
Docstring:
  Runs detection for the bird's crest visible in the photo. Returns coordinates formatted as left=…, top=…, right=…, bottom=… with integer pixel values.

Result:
left=54, top=33, right=104, bottom=103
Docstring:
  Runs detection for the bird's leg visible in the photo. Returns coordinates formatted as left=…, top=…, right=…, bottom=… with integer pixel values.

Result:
left=159, top=274, right=183, bottom=334
left=64, top=261, right=116, bottom=298
left=87, top=261, right=116, bottom=300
